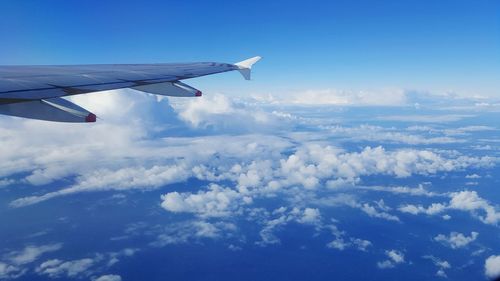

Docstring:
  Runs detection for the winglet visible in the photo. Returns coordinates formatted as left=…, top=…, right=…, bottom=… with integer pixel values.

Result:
left=234, top=56, right=262, bottom=80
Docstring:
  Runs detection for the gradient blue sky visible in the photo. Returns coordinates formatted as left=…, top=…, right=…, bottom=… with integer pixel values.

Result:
left=0, top=0, right=499, bottom=96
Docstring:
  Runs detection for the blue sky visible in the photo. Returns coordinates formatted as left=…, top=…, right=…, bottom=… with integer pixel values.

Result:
left=1, top=0, right=499, bottom=95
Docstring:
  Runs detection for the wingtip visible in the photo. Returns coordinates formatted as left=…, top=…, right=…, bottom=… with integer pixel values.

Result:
left=235, top=56, right=262, bottom=69
left=234, top=56, right=262, bottom=80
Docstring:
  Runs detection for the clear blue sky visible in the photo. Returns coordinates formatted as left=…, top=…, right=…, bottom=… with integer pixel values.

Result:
left=0, top=0, right=499, bottom=96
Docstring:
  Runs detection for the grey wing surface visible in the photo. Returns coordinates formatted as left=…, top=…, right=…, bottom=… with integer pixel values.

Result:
left=0, top=56, right=261, bottom=122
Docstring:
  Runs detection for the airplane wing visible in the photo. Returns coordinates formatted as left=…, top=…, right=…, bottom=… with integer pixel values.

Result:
left=0, top=56, right=261, bottom=122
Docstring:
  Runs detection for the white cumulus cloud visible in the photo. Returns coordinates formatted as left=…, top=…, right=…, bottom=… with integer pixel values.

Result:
left=434, top=231, right=478, bottom=249
left=399, top=190, right=500, bottom=225
left=377, top=250, right=405, bottom=269
left=485, top=255, right=500, bottom=279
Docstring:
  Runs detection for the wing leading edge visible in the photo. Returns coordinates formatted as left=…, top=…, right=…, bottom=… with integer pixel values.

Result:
left=0, top=56, right=261, bottom=122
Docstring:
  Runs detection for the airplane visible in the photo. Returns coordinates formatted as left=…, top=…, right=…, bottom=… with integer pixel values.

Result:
left=0, top=56, right=261, bottom=123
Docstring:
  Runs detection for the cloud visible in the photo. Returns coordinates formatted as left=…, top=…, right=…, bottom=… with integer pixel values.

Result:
left=377, top=250, right=405, bottom=269
left=0, top=243, right=62, bottom=280
left=327, top=237, right=372, bottom=252
left=129, top=142, right=488, bottom=225
left=8, top=114, right=495, bottom=208
left=31, top=248, right=136, bottom=280
left=0, top=179, right=15, bottom=188
left=0, top=262, right=25, bottom=279
left=281, top=145, right=493, bottom=181
left=5, top=243, right=62, bottom=265
left=255, top=207, right=325, bottom=246
left=449, top=191, right=500, bottom=225
left=254, top=88, right=407, bottom=106
left=36, top=258, right=95, bottom=278
left=298, top=208, right=321, bottom=225
left=150, top=220, right=238, bottom=247
left=160, top=184, right=247, bottom=218
left=169, top=94, right=289, bottom=132
left=151, top=220, right=237, bottom=247
left=434, top=232, right=478, bottom=249
left=93, top=274, right=122, bottom=281
left=325, top=224, right=372, bottom=252
left=256, top=215, right=288, bottom=246
left=359, top=200, right=400, bottom=222
left=3, top=87, right=498, bottom=280
left=9, top=163, right=190, bottom=208
left=399, top=191, right=500, bottom=225
left=357, top=184, right=440, bottom=197
left=423, top=255, right=451, bottom=278
left=325, top=125, right=460, bottom=145
left=387, top=249, right=405, bottom=263
left=378, top=114, right=474, bottom=123
left=398, top=203, right=447, bottom=216
left=485, top=255, right=500, bottom=279
left=9, top=134, right=290, bottom=207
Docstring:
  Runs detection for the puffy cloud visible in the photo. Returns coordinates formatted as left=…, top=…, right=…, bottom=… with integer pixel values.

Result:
left=434, top=232, right=478, bottom=249
left=377, top=250, right=405, bottom=269
left=170, top=94, right=288, bottom=132
left=398, top=203, right=447, bottom=216
left=485, top=255, right=500, bottom=279
left=230, top=144, right=493, bottom=200
left=359, top=201, right=400, bottom=222
left=387, top=250, right=405, bottom=263
left=399, top=191, right=500, bottom=225
left=153, top=143, right=486, bottom=223
left=449, top=191, right=500, bottom=225
left=160, top=184, right=245, bottom=218
left=326, top=238, right=350, bottom=251
left=175, top=94, right=235, bottom=127
left=277, top=145, right=493, bottom=182
left=94, top=274, right=122, bottom=281
left=9, top=134, right=290, bottom=207
left=298, top=208, right=321, bottom=225
left=9, top=124, right=494, bottom=208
